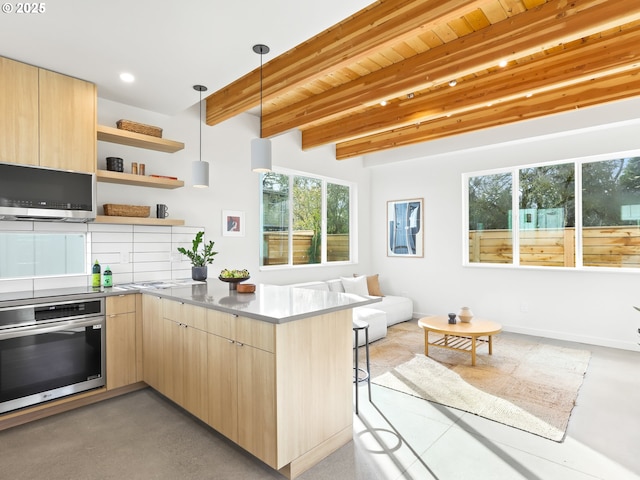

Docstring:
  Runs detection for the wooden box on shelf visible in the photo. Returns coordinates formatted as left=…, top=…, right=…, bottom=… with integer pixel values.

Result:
left=103, top=204, right=150, bottom=217
left=116, top=119, right=162, bottom=138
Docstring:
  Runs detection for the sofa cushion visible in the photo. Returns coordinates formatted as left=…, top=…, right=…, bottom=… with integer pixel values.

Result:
left=353, top=308, right=387, bottom=347
left=367, top=295, right=413, bottom=326
left=291, top=281, right=330, bottom=292
left=326, top=279, right=344, bottom=293
left=340, top=275, right=369, bottom=296
left=356, top=273, right=384, bottom=297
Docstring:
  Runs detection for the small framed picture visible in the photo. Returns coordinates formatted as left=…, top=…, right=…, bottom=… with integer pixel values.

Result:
left=222, top=210, right=244, bottom=237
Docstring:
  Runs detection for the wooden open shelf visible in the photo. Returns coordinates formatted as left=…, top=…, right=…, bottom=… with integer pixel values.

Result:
left=95, top=215, right=185, bottom=226
left=97, top=125, right=184, bottom=153
left=96, top=170, right=184, bottom=189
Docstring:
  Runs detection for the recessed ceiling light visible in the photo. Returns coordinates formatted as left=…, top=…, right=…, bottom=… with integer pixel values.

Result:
left=120, top=72, right=135, bottom=83
left=498, top=60, right=508, bottom=68
left=380, top=100, right=387, bottom=106
left=526, top=92, right=533, bottom=98
left=449, top=79, right=457, bottom=87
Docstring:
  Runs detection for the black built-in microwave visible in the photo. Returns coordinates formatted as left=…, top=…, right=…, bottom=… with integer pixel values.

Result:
left=0, top=162, right=96, bottom=222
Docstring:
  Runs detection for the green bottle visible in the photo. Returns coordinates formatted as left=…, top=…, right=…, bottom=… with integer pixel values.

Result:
left=92, top=260, right=101, bottom=288
left=103, top=266, right=113, bottom=287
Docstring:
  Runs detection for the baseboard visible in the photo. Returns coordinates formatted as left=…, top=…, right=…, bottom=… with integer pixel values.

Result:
left=0, top=382, right=148, bottom=432
left=502, top=325, right=639, bottom=351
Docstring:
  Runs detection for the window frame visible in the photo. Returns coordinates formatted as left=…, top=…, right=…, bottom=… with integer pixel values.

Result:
left=259, top=167, right=357, bottom=270
left=463, top=148, right=640, bottom=272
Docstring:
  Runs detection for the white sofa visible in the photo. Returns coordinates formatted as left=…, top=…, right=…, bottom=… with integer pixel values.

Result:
left=289, top=276, right=413, bottom=346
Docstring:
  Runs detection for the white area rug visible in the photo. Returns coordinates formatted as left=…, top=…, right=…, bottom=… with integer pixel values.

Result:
left=372, top=335, right=591, bottom=442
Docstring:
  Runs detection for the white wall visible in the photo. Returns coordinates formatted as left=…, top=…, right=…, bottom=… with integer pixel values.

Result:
left=97, top=97, right=372, bottom=287
left=366, top=98, right=640, bottom=351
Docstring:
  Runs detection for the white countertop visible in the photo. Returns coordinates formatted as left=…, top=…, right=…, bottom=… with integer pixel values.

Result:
left=147, top=281, right=380, bottom=323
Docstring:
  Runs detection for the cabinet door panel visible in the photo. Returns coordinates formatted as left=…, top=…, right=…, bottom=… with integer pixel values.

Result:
left=237, top=345, right=276, bottom=467
left=39, top=68, right=96, bottom=172
left=0, top=57, right=38, bottom=166
left=183, top=326, right=208, bottom=423
left=207, top=333, right=238, bottom=442
left=142, top=295, right=163, bottom=391
left=106, top=312, right=136, bottom=390
left=162, top=319, right=184, bottom=405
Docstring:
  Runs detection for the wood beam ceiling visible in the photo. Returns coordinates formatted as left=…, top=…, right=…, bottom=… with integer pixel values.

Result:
left=336, top=70, right=640, bottom=158
left=206, top=0, right=496, bottom=125
left=304, top=23, right=640, bottom=151
left=205, top=0, right=640, bottom=159
left=270, top=0, right=640, bottom=139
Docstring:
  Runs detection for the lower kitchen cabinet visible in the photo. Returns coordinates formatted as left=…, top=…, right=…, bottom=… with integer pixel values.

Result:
left=206, top=311, right=276, bottom=466
left=162, top=301, right=208, bottom=423
left=142, top=295, right=163, bottom=391
left=106, top=294, right=141, bottom=390
left=143, top=297, right=208, bottom=423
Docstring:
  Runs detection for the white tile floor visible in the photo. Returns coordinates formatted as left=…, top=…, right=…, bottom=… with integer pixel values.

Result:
left=308, top=333, right=640, bottom=480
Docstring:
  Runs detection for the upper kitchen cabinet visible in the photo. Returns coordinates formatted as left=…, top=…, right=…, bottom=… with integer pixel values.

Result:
left=39, top=68, right=96, bottom=173
left=0, top=56, right=96, bottom=173
left=0, top=57, right=38, bottom=166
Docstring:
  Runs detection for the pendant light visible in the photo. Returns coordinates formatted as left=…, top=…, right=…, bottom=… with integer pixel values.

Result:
left=192, top=84, right=209, bottom=188
left=251, top=44, right=272, bottom=173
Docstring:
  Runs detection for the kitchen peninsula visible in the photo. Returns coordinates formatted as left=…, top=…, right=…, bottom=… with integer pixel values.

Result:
left=0, top=281, right=378, bottom=479
left=142, top=282, right=378, bottom=478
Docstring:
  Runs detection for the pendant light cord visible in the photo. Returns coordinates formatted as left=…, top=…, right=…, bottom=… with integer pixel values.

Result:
left=199, top=89, right=202, bottom=162
left=259, top=52, right=263, bottom=138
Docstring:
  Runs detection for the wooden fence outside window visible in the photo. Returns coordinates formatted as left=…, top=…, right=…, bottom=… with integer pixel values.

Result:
left=263, top=232, right=349, bottom=265
left=468, top=225, right=640, bottom=268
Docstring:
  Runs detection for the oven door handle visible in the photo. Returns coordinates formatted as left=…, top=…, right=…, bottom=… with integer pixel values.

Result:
left=0, top=317, right=103, bottom=340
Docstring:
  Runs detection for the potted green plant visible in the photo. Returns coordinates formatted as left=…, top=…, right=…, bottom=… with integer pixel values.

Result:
left=177, top=231, right=218, bottom=281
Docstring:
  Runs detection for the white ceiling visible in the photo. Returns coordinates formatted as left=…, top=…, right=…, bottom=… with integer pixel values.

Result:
left=0, top=0, right=372, bottom=115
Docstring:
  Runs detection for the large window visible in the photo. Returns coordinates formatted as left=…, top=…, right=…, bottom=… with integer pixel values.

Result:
left=465, top=152, right=640, bottom=269
left=260, top=170, right=354, bottom=267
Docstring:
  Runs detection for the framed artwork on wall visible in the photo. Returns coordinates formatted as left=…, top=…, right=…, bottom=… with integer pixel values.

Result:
left=387, top=198, right=423, bottom=257
left=222, top=210, right=244, bottom=237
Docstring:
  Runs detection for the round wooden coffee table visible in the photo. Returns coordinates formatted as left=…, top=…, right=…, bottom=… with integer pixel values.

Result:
left=418, top=316, right=502, bottom=366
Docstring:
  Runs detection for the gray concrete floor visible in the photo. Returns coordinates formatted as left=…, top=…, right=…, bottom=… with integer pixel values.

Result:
left=0, top=330, right=638, bottom=480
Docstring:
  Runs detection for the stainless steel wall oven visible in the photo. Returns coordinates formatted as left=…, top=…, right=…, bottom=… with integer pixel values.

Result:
left=0, top=297, right=105, bottom=414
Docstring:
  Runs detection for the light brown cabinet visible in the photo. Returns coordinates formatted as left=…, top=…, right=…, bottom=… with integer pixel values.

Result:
left=39, top=68, right=96, bottom=172
left=161, top=300, right=208, bottom=423
left=0, top=56, right=96, bottom=173
left=143, top=297, right=208, bottom=422
left=142, top=295, right=163, bottom=391
left=0, top=57, right=38, bottom=167
left=206, top=310, right=276, bottom=466
left=106, top=294, right=142, bottom=390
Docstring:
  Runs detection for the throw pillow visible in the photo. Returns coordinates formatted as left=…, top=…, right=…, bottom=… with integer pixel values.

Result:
left=354, top=273, right=384, bottom=297
left=365, top=274, right=384, bottom=297
left=340, top=275, right=369, bottom=296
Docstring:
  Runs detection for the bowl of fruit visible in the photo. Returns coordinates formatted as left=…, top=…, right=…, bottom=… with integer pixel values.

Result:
left=218, top=269, right=250, bottom=291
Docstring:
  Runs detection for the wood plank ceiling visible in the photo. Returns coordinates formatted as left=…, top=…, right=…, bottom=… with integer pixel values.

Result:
left=205, top=0, right=640, bottom=160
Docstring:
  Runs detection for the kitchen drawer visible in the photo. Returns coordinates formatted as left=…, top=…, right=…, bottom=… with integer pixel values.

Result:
left=205, top=309, right=236, bottom=339
left=163, top=299, right=206, bottom=330
left=106, top=294, right=136, bottom=315
left=236, top=316, right=275, bottom=353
